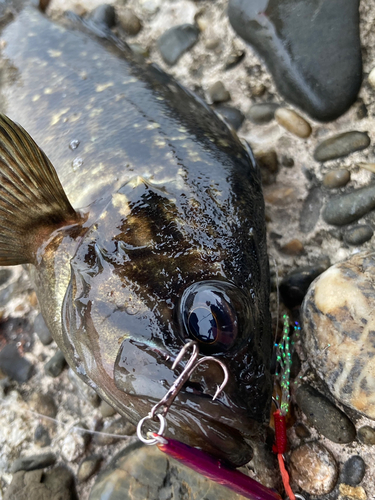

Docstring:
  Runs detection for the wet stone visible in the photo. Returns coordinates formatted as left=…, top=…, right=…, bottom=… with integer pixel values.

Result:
left=77, top=455, right=102, bottom=482
left=157, top=24, right=199, bottom=66
left=228, top=0, right=362, bottom=122
left=299, top=187, right=323, bottom=233
left=11, top=452, right=56, bottom=473
left=118, top=8, right=142, bottom=36
left=214, top=104, right=245, bottom=130
left=295, top=384, right=356, bottom=444
left=34, top=313, right=53, bottom=346
left=34, top=424, right=51, bottom=448
left=323, top=169, right=351, bottom=189
left=88, top=4, right=116, bottom=29
left=44, top=350, right=67, bottom=377
left=29, top=392, right=57, bottom=419
left=275, top=107, right=312, bottom=138
left=207, top=81, right=230, bottom=103
left=357, top=425, right=375, bottom=445
left=314, top=132, right=370, bottom=162
left=246, top=103, right=279, bottom=124
left=341, top=456, right=366, bottom=486
left=343, top=225, right=373, bottom=246
left=290, top=442, right=338, bottom=495
left=0, top=343, right=33, bottom=383
left=322, top=184, right=375, bottom=226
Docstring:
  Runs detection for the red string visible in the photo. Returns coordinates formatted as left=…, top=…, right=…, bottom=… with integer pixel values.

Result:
left=277, top=454, right=295, bottom=500
left=273, top=410, right=295, bottom=500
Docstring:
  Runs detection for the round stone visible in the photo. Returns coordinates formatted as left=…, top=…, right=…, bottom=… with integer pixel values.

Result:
left=214, top=104, right=245, bottom=130
left=322, top=183, right=375, bottom=226
left=279, top=239, right=304, bottom=256
left=290, top=442, right=338, bottom=495
left=343, top=225, right=373, bottom=246
left=314, top=131, right=370, bottom=162
left=275, top=108, right=312, bottom=138
left=341, top=455, right=366, bottom=486
left=301, top=252, right=375, bottom=419
left=207, top=81, right=230, bottom=103
left=357, top=425, right=375, bottom=445
left=118, top=8, right=142, bottom=36
left=323, top=169, right=351, bottom=188
left=246, top=103, right=280, bottom=124
left=157, top=24, right=200, bottom=66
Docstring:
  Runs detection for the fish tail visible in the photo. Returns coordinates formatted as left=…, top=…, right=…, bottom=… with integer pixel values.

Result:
left=0, top=114, right=78, bottom=265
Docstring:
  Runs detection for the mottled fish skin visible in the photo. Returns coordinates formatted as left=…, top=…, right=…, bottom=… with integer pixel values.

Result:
left=0, top=8, right=272, bottom=465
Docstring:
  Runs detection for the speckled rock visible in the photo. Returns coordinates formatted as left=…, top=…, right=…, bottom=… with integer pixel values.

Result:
left=275, top=108, right=312, bottom=138
left=290, top=441, right=338, bottom=495
left=207, top=81, right=230, bottom=103
left=157, top=24, right=199, bottom=65
left=228, top=0, right=362, bottom=122
left=302, top=252, right=375, bottom=419
left=341, top=456, right=366, bottom=486
left=0, top=343, right=33, bottom=383
left=246, top=103, right=279, bottom=124
left=11, top=452, right=56, bottom=473
left=343, top=225, right=373, bottom=246
left=214, top=104, right=245, bottom=130
left=314, top=131, right=370, bottom=162
left=44, top=350, right=66, bottom=377
left=322, top=183, right=375, bottom=225
left=33, top=313, right=53, bottom=345
left=323, top=169, right=351, bottom=189
left=295, top=385, right=356, bottom=444
left=357, top=425, right=375, bottom=445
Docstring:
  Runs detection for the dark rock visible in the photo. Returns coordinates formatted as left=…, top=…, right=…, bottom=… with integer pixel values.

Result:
left=214, top=104, right=245, bottom=130
left=77, top=455, right=102, bottom=482
left=118, top=8, right=142, bottom=36
left=29, top=393, right=57, bottom=419
left=228, top=0, right=362, bottom=122
left=314, top=131, right=370, bottom=162
left=294, top=422, right=311, bottom=439
left=11, top=452, right=56, bottom=473
left=279, top=260, right=329, bottom=308
left=256, top=150, right=278, bottom=185
left=157, top=24, right=199, bottom=66
left=295, top=384, right=356, bottom=444
left=299, top=187, right=323, bottom=233
left=341, top=455, right=366, bottom=486
left=88, top=4, right=116, bottom=29
left=0, top=343, right=33, bottom=383
left=34, top=313, right=53, bottom=346
left=44, top=350, right=67, bottom=377
left=356, top=101, right=368, bottom=119
left=322, top=183, right=375, bottom=225
left=357, top=425, right=375, bottom=445
left=207, top=81, right=230, bottom=103
left=323, top=169, right=351, bottom=189
left=34, top=424, right=51, bottom=448
left=246, top=103, right=279, bottom=124
left=281, top=155, right=294, bottom=168
left=343, top=225, right=373, bottom=246
left=0, top=268, right=12, bottom=286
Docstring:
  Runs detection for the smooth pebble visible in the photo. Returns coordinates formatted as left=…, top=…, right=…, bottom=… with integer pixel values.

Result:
left=323, top=183, right=375, bottom=225
left=246, top=103, right=279, bottom=124
left=341, top=455, right=366, bottom=486
left=157, top=24, right=199, bottom=66
left=314, top=131, right=370, bottom=162
left=34, top=313, right=53, bottom=345
left=44, top=350, right=66, bottom=377
left=77, top=455, right=102, bottom=482
left=208, top=81, right=230, bottom=103
left=357, top=425, right=375, bottom=445
left=368, top=67, right=375, bottom=89
left=0, top=343, right=33, bottom=383
left=343, top=225, right=373, bottom=246
left=275, top=107, right=312, bottom=138
left=214, top=104, right=245, bottom=130
left=118, top=8, right=142, bottom=36
left=11, top=452, right=56, bottom=473
left=323, top=169, right=351, bottom=189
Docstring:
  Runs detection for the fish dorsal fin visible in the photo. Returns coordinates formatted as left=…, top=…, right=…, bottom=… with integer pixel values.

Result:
left=0, top=114, right=79, bottom=265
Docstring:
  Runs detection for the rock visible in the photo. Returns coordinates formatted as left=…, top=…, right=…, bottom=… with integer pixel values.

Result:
left=295, top=385, right=356, bottom=444
left=29, top=393, right=57, bottom=419
left=99, top=400, right=117, bottom=418
left=0, top=268, right=12, bottom=286
left=274, top=108, right=312, bottom=138
left=256, top=150, right=278, bottom=185
left=34, top=313, right=53, bottom=346
left=314, top=132, right=370, bottom=162
left=118, top=8, right=142, bottom=36
left=299, top=187, right=323, bottom=233
left=207, top=81, right=230, bottom=103
left=279, top=259, right=330, bottom=308
left=61, top=423, right=90, bottom=462
left=94, top=417, right=136, bottom=446
left=290, top=442, right=338, bottom=495
left=343, top=225, right=373, bottom=246
left=88, top=4, right=116, bottom=29
left=0, top=343, right=33, bottom=383
left=301, top=252, right=375, bottom=419
left=368, top=67, right=375, bottom=89
left=322, top=184, right=375, bottom=226
left=77, top=455, right=102, bottom=482
left=341, top=456, right=366, bottom=486
left=281, top=155, right=294, bottom=168
left=34, top=424, right=51, bottom=448
left=246, top=103, right=279, bottom=124
left=294, top=423, right=311, bottom=439
left=357, top=425, right=375, bottom=445
left=323, top=169, right=351, bottom=189
left=279, top=239, right=304, bottom=256
left=157, top=24, right=199, bottom=65
left=228, top=0, right=362, bottom=122
left=356, top=101, right=368, bottom=120
left=264, top=184, right=297, bottom=206
left=44, top=350, right=67, bottom=377
left=339, top=484, right=367, bottom=500
left=214, top=104, right=245, bottom=130
left=11, top=452, right=56, bottom=473
left=224, top=47, right=245, bottom=69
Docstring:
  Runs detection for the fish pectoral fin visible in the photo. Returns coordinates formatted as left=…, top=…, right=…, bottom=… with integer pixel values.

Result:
left=0, top=114, right=79, bottom=265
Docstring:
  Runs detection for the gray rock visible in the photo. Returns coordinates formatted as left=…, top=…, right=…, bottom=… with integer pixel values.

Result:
left=246, top=103, right=279, bottom=124
left=343, top=225, right=373, bottom=246
left=357, top=425, right=375, bottom=445
left=0, top=268, right=11, bottom=286
left=34, top=313, right=53, bottom=346
left=323, top=169, right=351, bottom=189
left=322, top=183, right=375, bottom=225
left=77, top=455, right=102, bottom=482
left=214, top=104, right=245, bottom=130
left=314, top=131, right=370, bottom=162
left=299, top=187, right=323, bottom=233
left=341, top=455, right=366, bottom=486
left=207, top=81, right=230, bottom=103
left=0, top=343, right=33, bottom=383
left=295, top=385, right=356, bottom=444
left=118, top=8, right=142, bottom=36
left=44, top=350, right=67, bottom=377
left=88, top=4, right=116, bottom=29
left=228, top=0, right=362, bottom=122
left=34, top=424, right=51, bottom=448
left=11, top=452, right=56, bottom=473
left=157, top=24, right=199, bottom=66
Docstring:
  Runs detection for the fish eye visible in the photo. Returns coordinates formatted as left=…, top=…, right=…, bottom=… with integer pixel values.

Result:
left=180, top=281, right=241, bottom=354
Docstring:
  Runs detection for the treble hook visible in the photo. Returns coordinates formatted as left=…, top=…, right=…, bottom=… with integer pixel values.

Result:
left=137, top=340, right=229, bottom=444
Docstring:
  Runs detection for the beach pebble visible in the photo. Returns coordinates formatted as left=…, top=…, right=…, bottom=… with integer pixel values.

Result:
left=34, top=424, right=51, bottom=448
left=299, top=187, right=323, bottom=233
left=11, top=452, right=56, bottom=473
left=314, top=131, right=370, bottom=162
left=29, top=392, right=57, bottom=419
left=279, top=239, right=304, bottom=256
left=34, top=313, right=53, bottom=345
left=290, top=442, right=338, bottom=495
left=343, top=225, right=373, bottom=246
left=88, top=4, right=116, bottom=29
left=0, top=343, right=33, bottom=383
left=357, top=425, right=375, bottom=445
left=301, top=252, right=375, bottom=419
left=44, top=350, right=66, bottom=377
left=322, top=183, right=375, bottom=225
left=118, top=8, right=142, bottom=36
left=157, top=24, right=199, bottom=65
left=368, top=67, right=375, bottom=89
left=207, top=81, right=230, bottom=103
left=77, top=455, right=102, bottom=482
left=339, top=484, right=367, bottom=500
left=341, top=456, right=366, bottom=486
left=246, top=103, right=279, bottom=124
left=275, top=108, right=312, bottom=138
left=295, top=385, right=356, bottom=443
left=323, top=169, right=351, bottom=189
left=214, top=104, right=245, bottom=130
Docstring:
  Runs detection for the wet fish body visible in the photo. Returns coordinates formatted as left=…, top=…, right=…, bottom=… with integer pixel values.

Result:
left=0, top=7, right=271, bottom=465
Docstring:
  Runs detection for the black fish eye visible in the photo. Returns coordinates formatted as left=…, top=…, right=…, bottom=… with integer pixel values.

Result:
left=180, top=281, right=240, bottom=354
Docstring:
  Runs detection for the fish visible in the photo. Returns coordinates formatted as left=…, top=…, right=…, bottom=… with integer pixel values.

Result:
left=0, top=5, right=272, bottom=466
